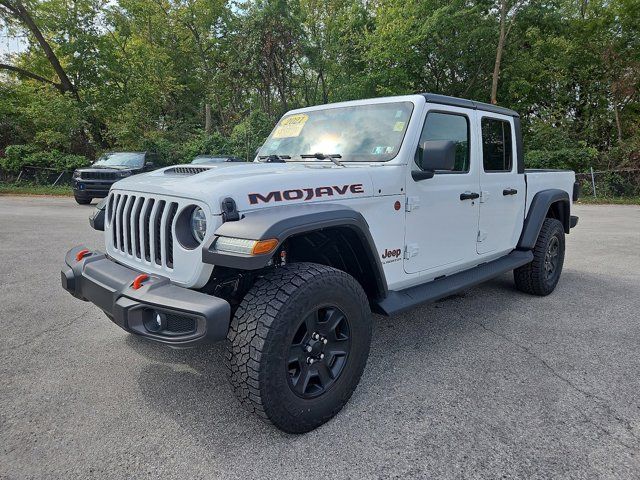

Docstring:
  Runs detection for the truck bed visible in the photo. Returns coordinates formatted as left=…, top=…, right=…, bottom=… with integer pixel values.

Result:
left=524, top=169, right=576, bottom=215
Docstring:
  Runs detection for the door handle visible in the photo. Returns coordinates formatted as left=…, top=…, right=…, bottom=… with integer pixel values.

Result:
left=503, top=188, right=518, bottom=196
left=460, top=192, right=480, bottom=201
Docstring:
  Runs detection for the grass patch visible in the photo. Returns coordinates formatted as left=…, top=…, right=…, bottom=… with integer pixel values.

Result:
left=576, top=196, right=640, bottom=205
left=0, top=182, right=73, bottom=197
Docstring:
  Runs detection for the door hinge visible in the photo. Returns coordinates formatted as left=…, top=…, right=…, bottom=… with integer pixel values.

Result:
left=404, top=243, right=419, bottom=259
left=477, top=230, right=487, bottom=242
left=480, top=191, right=490, bottom=203
left=406, top=196, right=420, bottom=212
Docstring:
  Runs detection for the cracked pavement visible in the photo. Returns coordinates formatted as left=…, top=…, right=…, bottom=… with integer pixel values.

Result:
left=0, top=197, right=639, bottom=479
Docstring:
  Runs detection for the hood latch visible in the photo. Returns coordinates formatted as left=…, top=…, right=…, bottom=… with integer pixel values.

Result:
left=221, top=197, right=240, bottom=222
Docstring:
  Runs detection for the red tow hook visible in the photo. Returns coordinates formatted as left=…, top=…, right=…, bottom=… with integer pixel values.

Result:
left=75, top=249, right=91, bottom=261
left=132, top=274, right=150, bottom=290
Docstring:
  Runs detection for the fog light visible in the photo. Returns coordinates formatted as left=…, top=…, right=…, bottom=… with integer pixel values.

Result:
left=144, top=311, right=166, bottom=332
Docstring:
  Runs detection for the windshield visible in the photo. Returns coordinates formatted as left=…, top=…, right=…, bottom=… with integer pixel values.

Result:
left=257, top=102, right=414, bottom=162
left=93, top=152, right=145, bottom=168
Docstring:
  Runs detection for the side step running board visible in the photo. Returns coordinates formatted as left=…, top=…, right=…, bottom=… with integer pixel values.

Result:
left=375, top=250, right=533, bottom=316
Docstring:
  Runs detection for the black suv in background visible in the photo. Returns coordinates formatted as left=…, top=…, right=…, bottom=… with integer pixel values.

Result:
left=72, top=152, right=156, bottom=204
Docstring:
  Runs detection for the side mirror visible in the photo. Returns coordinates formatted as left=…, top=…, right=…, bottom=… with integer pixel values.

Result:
left=145, top=161, right=155, bottom=169
left=412, top=140, right=457, bottom=181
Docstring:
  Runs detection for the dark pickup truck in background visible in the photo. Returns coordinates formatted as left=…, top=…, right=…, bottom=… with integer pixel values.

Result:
left=72, top=152, right=157, bottom=205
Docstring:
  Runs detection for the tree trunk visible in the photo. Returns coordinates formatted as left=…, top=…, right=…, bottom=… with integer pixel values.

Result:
left=491, top=0, right=508, bottom=105
left=205, top=103, right=212, bottom=134
left=580, top=0, right=589, bottom=19
left=5, top=0, right=78, bottom=98
left=0, top=0, right=108, bottom=148
left=613, top=103, right=623, bottom=143
left=319, top=70, right=328, bottom=104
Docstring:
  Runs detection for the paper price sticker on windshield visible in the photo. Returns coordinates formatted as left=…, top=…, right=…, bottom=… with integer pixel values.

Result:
left=273, top=114, right=309, bottom=138
left=393, top=121, right=405, bottom=132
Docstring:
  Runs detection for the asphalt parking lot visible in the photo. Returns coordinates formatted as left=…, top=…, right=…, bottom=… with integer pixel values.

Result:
left=0, top=196, right=639, bottom=479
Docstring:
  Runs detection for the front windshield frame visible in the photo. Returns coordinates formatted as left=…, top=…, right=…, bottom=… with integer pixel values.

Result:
left=93, top=152, right=146, bottom=168
left=257, top=101, right=415, bottom=163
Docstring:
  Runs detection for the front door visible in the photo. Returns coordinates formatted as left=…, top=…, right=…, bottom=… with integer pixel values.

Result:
left=404, top=107, right=480, bottom=275
left=476, top=115, right=525, bottom=255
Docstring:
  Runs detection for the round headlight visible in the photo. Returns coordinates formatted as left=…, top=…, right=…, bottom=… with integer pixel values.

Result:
left=190, top=207, right=207, bottom=242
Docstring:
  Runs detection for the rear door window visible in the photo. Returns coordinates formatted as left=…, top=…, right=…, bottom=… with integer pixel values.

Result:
left=481, top=118, right=513, bottom=172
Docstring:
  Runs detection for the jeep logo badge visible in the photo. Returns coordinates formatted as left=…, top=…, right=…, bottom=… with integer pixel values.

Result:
left=381, top=248, right=402, bottom=259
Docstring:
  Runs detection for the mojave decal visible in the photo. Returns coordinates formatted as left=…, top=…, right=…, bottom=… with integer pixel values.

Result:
left=248, top=184, right=365, bottom=205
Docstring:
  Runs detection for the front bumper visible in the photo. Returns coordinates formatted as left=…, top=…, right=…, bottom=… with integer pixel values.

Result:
left=73, top=179, right=114, bottom=198
left=61, top=246, right=231, bottom=346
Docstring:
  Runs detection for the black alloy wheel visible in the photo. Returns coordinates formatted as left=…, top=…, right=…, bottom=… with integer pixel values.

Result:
left=544, top=236, right=560, bottom=281
left=287, top=307, right=351, bottom=398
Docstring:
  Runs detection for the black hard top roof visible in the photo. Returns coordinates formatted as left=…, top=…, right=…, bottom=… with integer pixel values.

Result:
left=421, top=93, right=519, bottom=118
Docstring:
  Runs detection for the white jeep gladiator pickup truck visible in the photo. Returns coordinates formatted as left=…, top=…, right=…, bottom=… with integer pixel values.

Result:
left=61, top=93, right=579, bottom=433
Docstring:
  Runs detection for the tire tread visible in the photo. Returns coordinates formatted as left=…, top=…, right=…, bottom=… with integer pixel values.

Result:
left=514, top=218, right=565, bottom=296
left=225, top=262, right=370, bottom=432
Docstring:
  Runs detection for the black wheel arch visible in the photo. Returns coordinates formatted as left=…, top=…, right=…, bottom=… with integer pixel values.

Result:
left=202, top=203, right=388, bottom=301
left=518, top=189, right=571, bottom=250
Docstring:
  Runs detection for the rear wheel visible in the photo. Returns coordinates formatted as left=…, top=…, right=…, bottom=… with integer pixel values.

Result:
left=74, top=195, right=92, bottom=205
left=514, top=218, right=565, bottom=296
left=226, top=262, right=372, bottom=433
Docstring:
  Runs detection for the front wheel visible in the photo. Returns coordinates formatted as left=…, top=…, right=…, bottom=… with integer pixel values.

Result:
left=514, top=218, right=565, bottom=296
left=226, top=263, right=372, bottom=433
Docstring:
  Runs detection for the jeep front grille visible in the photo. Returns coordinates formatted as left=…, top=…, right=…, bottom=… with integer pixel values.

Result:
left=82, top=171, right=117, bottom=180
left=106, top=193, right=177, bottom=269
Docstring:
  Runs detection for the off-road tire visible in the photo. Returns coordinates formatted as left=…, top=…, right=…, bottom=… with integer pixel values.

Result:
left=74, top=195, right=92, bottom=205
left=226, top=262, right=372, bottom=433
left=514, top=218, right=565, bottom=296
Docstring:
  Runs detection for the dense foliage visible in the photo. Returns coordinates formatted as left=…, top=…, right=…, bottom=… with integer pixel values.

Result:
left=0, top=0, right=639, bottom=173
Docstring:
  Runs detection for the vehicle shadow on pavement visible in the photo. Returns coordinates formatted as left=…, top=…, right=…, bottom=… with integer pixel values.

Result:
left=123, top=269, right=640, bottom=463
left=125, top=275, right=515, bottom=433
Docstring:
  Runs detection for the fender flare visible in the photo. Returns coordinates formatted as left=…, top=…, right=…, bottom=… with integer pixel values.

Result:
left=202, top=203, right=388, bottom=298
left=517, top=189, right=570, bottom=250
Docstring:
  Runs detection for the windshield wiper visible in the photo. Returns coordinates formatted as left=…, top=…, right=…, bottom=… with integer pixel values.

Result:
left=300, top=153, right=344, bottom=166
left=258, top=154, right=291, bottom=163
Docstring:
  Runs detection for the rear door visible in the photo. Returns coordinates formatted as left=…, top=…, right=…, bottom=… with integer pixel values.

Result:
left=476, top=115, right=525, bottom=255
left=404, top=106, right=480, bottom=274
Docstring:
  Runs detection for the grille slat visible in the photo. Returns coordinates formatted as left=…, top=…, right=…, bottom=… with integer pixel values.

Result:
left=154, top=201, right=166, bottom=266
left=133, top=197, right=145, bottom=259
left=129, top=197, right=143, bottom=257
left=123, top=196, right=134, bottom=255
left=148, top=200, right=160, bottom=265
left=118, top=195, right=128, bottom=252
left=143, top=199, right=155, bottom=262
left=105, top=193, right=191, bottom=272
left=111, top=194, right=120, bottom=247
left=115, top=195, right=127, bottom=251
left=165, top=203, right=178, bottom=268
